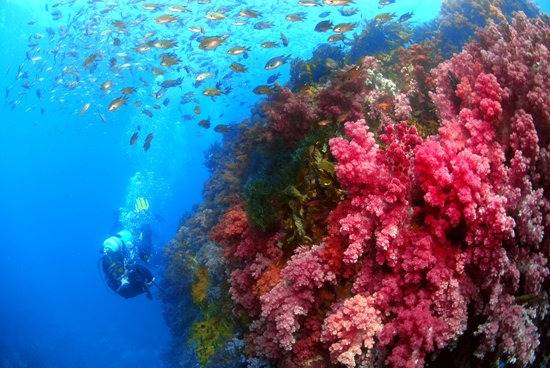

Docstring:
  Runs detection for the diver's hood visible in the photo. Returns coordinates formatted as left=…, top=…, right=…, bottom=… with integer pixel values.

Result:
left=103, top=236, right=123, bottom=253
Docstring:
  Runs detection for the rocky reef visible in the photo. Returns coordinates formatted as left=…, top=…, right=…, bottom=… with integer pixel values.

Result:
left=161, top=5, right=549, bottom=368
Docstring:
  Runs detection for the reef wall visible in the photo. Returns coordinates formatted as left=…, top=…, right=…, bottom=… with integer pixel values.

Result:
left=161, top=3, right=549, bottom=368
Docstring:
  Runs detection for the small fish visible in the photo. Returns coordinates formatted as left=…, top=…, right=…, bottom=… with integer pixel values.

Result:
left=188, top=26, right=204, bottom=33
left=203, top=84, right=229, bottom=97
left=151, top=67, right=165, bottom=76
left=135, top=43, right=152, bottom=53
left=112, top=20, right=126, bottom=29
left=328, top=33, right=345, bottom=42
left=315, top=20, right=333, bottom=32
left=51, top=10, right=62, bottom=20
left=299, top=0, right=320, bottom=6
left=228, top=46, right=250, bottom=56
left=230, top=62, right=247, bottom=73
left=378, top=0, right=395, bottom=7
left=108, top=96, right=127, bottom=112
left=156, top=14, right=179, bottom=24
left=324, top=0, right=353, bottom=5
left=265, top=56, right=289, bottom=70
left=180, top=91, right=196, bottom=105
left=261, top=41, right=279, bottom=48
left=194, top=105, right=201, bottom=115
left=152, top=88, right=166, bottom=99
left=83, top=53, right=98, bottom=68
left=253, top=85, right=274, bottom=95
left=267, top=73, right=281, bottom=84
left=375, top=12, right=396, bottom=24
left=196, top=72, right=214, bottom=82
left=398, top=12, right=414, bottom=23
left=101, top=80, right=113, bottom=92
left=286, top=13, right=306, bottom=22
left=159, top=78, right=182, bottom=88
left=339, top=7, right=358, bottom=16
left=333, top=22, right=356, bottom=33
left=254, top=21, right=274, bottom=30
left=143, top=133, right=154, bottom=151
left=214, top=124, right=231, bottom=133
left=398, top=30, right=412, bottom=42
left=142, top=109, right=153, bottom=118
left=239, top=9, right=261, bottom=18
left=325, top=58, right=338, bottom=69
left=319, top=11, right=331, bottom=18
left=199, top=35, right=228, bottom=50
left=205, top=11, right=226, bottom=20
left=160, top=53, right=181, bottom=67
left=163, top=98, right=170, bottom=106
left=80, top=102, right=91, bottom=115
left=153, top=39, right=177, bottom=49
left=280, top=33, right=289, bottom=47
left=142, top=3, right=162, bottom=11
left=130, top=131, right=139, bottom=145
left=168, top=5, right=189, bottom=13
left=198, top=118, right=211, bottom=129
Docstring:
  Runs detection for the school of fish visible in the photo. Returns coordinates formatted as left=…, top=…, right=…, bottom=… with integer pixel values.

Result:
left=6, top=0, right=413, bottom=152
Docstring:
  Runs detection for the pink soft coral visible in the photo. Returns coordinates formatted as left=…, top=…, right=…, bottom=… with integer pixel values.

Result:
left=322, top=294, right=383, bottom=368
left=329, top=119, right=469, bottom=367
left=252, top=245, right=336, bottom=356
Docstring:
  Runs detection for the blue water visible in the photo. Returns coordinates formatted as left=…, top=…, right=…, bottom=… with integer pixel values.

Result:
left=0, top=0, right=547, bottom=367
left=1, top=3, right=210, bottom=365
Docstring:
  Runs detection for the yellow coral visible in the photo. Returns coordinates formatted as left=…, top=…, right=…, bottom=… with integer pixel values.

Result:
left=190, top=314, right=233, bottom=367
left=409, top=117, right=439, bottom=138
left=191, top=266, right=209, bottom=305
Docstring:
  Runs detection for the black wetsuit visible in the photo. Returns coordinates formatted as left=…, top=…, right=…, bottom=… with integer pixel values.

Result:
left=101, top=231, right=154, bottom=299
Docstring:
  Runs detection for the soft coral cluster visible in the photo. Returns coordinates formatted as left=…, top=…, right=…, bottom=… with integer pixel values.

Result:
left=203, top=12, right=549, bottom=368
left=330, top=119, right=471, bottom=367
left=326, top=13, right=548, bottom=367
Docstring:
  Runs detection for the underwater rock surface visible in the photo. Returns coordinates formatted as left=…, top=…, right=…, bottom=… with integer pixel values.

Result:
left=162, top=3, right=549, bottom=368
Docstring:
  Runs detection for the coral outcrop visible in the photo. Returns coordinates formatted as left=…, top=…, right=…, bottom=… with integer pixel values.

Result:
left=162, top=8, right=549, bottom=368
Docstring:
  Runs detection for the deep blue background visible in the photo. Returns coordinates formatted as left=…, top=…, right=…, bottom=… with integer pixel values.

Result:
left=0, top=2, right=211, bottom=366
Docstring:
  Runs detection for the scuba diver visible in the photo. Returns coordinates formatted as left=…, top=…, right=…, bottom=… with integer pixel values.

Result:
left=101, top=225, right=155, bottom=299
